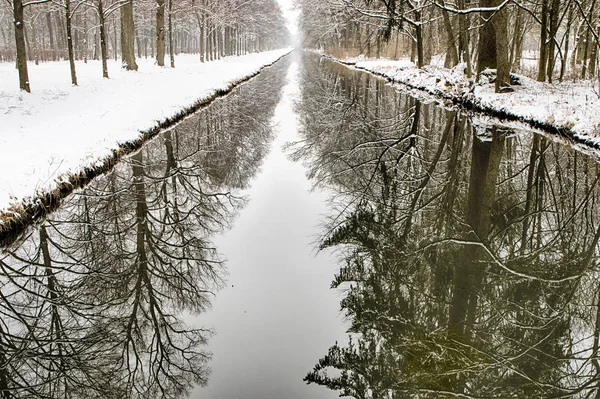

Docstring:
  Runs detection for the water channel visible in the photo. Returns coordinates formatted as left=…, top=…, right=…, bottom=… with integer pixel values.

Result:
left=2, top=51, right=600, bottom=398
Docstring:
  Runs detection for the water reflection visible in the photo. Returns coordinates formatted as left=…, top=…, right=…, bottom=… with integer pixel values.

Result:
left=0, top=60, right=286, bottom=399
left=295, top=54, right=600, bottom=398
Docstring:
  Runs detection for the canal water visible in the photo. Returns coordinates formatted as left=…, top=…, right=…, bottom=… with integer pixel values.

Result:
left=189, top=56, right=346, bottom=399
left=2, top=51, right=600, bottom=398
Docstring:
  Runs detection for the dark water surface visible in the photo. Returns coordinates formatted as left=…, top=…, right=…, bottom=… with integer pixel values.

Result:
left=2, top=52, right=600, bottom=398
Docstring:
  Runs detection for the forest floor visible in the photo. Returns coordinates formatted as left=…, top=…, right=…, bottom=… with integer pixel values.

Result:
left=326, top=53, right=600, bottom=150
left=0, top=48, right=291, bottom=237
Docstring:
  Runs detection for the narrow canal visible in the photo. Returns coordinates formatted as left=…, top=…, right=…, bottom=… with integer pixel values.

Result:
left=2, top=51, right=600, bottom=398
left=190, top=55, right=346, bottom=399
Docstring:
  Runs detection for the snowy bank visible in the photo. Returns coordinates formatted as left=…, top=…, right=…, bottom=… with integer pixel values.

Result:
left=0, top=48, right=292, bottom=239
left=323, top=54, right=600, bottom=149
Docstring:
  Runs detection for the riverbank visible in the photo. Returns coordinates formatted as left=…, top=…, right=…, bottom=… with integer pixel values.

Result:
left=322, top=53, right=600, bottom=150
left=0, top=48, right=292, bottom=240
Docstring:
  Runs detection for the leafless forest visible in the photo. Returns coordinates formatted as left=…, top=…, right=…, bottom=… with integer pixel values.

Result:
left=299, top=0, right=600, bottom=91
left=0, top=0, right=288, bottom=91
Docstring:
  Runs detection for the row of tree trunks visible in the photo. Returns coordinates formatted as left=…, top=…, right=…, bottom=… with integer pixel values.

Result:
left=7, top=0, right=286, bottom=92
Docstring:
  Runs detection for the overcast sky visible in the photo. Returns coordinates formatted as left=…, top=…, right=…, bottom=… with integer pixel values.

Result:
left=277, top=0, right=299, bottom=36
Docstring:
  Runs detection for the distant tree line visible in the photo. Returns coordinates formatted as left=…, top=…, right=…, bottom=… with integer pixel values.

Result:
left=298, top=0, right=600, bottom=92
left=0, top=0, right=289, bottom=92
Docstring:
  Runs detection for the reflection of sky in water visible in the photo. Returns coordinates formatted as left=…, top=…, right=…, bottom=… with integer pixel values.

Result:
left=191, top=59, right=347, bottom=399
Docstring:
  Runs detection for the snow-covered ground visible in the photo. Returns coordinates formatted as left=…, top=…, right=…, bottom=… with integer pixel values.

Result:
left=325, top=54, right=600, bottom=148
left=0, top=49, right=291, bottom=225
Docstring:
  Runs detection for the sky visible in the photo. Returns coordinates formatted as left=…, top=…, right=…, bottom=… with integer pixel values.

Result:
left=276, top=0, right=299, bottom=37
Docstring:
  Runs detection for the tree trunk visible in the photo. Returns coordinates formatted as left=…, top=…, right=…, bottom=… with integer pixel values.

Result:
left=441, top=0, right=459, bottom=67
left=195, top=8, right=204, bottom=62
left=98, top=0, right=109, bottom=78
left=156, top=0, right=165, bottom=66
left=93, top=25, right=99, bottom=60
left=509, top=9, right=523, bottom=70
left=207, top=22, right=213, bottom=61
left=73, top=8, right=80, bottom=60
left=520, top=134, right=540, bottom=252
left=83, top=8, right=88, bottom=63
left=423, top=22, right=432, bottom=64
left=545, top=0, right=560, bottom=82
left=495, top=4, right=510, bottom=91
left=135, top=30, right=141, bottom=58
left=450, top=132, right=505, bottom=316
left=589, top=32, right=598, bottom=77
left=168, top=0, right=174, bottom=67
left=120, top=0, right=138, bottom=70
left=213, top=23, right=218, bottom=60
left=24, top=17, right=32, bottom=61
left=13, top=0, right=30, bottom=92
left=56, top=10, right=67, bottom=57
left=560, top=5, right=574, bottom=81
left=220, top=25, right=224, bottom=58
left=581, top=0, right=596, bottom=78
left=201, top=14, right=206, bottom=61
left=65, top=0, right=78, bottom=85
left=113, top=18, right=118, bottom=60
left=46, top=11, right=57, bottom=61
left=30, top=10, right=39, bottom=64
left=150, top=26, right=155, bottom=57
left=415, top=15, right=424, bottom=68
left=572, top=24, right=581, bottom=70
left=448, top=129, right=505, bottom=392
left=582, top=26, right=592, bottom=78
left=476, top=0, right=497, bottom=76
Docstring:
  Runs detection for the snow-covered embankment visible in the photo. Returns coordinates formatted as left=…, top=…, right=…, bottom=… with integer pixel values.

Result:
left=0, top=48, right=292, bottom=238
left=326, top=54, right=600, bottom=150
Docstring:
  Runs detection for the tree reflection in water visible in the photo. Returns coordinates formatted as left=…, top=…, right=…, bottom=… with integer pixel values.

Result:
left=295, top=54, right=600, bottom=398
left=0, top=59, right=286, bottom=399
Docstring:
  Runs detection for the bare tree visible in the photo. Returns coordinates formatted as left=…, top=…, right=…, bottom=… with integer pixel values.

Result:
left=156, top=0, right=165, bottom=66
left=120, top=0, right=137, bottom=70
